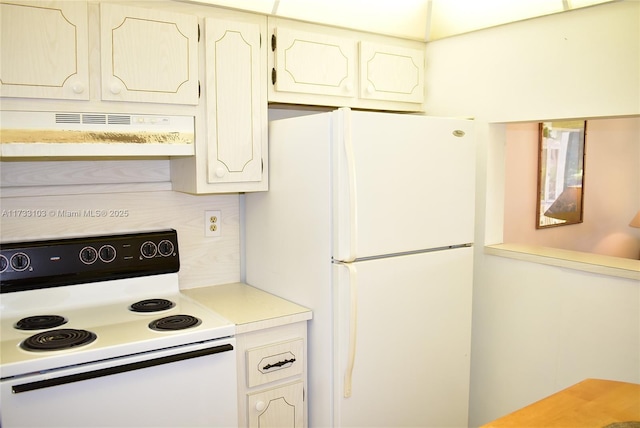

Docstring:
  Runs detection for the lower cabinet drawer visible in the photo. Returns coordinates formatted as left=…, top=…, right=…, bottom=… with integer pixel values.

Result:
left=246, top=338, right=304, bottom=388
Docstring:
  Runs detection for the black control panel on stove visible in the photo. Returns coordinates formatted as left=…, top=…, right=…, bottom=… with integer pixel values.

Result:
left=0, top=229, right=180, bottom=293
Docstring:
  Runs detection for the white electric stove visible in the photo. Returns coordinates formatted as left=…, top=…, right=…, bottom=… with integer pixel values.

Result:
left=0, top=229, right=238, bottom=427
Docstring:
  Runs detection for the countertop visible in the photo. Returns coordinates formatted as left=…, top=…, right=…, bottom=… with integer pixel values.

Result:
left=183, top=282, right=312, bottom=334
left=485, top=244, right=640, bottom=281
left=481, top=378, right=640, bottom=428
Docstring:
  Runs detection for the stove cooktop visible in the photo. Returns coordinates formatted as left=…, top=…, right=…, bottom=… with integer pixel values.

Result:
left=0, top=278, right=235, bottom=378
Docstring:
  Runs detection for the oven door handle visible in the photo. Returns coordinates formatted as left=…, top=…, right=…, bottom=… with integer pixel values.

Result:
left=12, top=343, right=234, bottom=394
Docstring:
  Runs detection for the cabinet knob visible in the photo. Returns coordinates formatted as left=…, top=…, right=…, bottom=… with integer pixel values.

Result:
left=255, top=401, right=266, bottom=412
left=367, top=84, right=374, bottom=94
left=215, top=167, right=226, bottom=178
left=72, top=82, right=85, bottom=94
left=110, top=82, right=123, bottom=95
left=344, top=82, right=353, bottom=93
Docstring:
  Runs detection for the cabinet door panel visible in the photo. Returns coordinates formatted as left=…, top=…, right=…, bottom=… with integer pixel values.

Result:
left=274, top=27, right=356, bottom=98
left=248, top=381, right=304, bottom=428
left=359, top=41, right=424, bottom=103
left=205, top=18, right=263, bottom=183
left=0, top=1, right=89, bottom=100
left=100, top=3, right=198, bottom=105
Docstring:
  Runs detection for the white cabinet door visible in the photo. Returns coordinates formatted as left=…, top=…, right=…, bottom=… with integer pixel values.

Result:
left=247, top=381, right=304, bottom=428
left=100, top=3, right=198, bottom=105
left=272, top=27, right=356, bottom=98
left=359, top=41, right=424, bottom=103
left=0, top=1, right=89, bottom=100
left=268, top=20, right=425, bottom=111
left=205, top=18, right=263, bottom=184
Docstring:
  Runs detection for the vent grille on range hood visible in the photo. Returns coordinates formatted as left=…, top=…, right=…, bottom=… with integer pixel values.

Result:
left=52, top=113, right=140, bottom=126
left=0, top=111, right=194, bottom=145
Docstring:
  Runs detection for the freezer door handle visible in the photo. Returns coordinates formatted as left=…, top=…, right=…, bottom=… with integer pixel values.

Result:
left=12, top=343, right=234, bottom=394
left=341, top=108, right=358, bottom=262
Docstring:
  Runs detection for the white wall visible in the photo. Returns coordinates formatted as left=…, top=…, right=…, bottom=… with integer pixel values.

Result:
left=423, top=2, right=639, bottom=122
left=425, top=2, right=640, bottom=426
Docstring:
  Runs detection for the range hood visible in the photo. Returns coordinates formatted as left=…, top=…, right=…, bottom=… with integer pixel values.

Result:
left=0, top=111, right=195, bottom=158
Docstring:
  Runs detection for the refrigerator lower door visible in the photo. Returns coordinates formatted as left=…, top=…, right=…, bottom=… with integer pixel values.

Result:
left=333, top=246, right=473, bottom=428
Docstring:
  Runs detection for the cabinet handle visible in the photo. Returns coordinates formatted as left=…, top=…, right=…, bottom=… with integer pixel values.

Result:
left=263, top=358, right=296, bottom=371
left=215, top=167, right=226, bottom=178
left=256, top=401, right=266, bottom=412
left=110, top=82, right=123, bottom=95
left=367, top=84, right=374, bottom=94
left=72, top=82, right=85, bottom=94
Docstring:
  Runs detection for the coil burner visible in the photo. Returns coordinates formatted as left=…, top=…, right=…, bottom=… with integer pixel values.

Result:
left=20, top=329, right=97, bottom=352
left=149, top=315, right=201, bottom=332
left=129, top=298, right=175, bottom=313
left=15, top=315, right=67, bottom=331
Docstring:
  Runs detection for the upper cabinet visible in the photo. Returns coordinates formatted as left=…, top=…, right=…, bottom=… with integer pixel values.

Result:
left=204, top=18, right=263, bottom=184
left=268, top=19, right=425, bottom=112
left=272, top=27, right=357, bottom=99
left=100, top=3, right=199, bottom=105
left=359, top=41, right=424, bottom=104
left=1, top=1, right=198, bottom=105
left=0, top=1, right=90, bottom=100
left=170, top=10, right=268, bottom=194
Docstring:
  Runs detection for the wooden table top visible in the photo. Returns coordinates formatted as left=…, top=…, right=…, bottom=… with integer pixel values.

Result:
left=481, top=379, right=640, bottom=428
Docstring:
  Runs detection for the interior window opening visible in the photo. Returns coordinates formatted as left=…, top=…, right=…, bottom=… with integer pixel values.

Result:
left=501, top=116, right=640, bottom=261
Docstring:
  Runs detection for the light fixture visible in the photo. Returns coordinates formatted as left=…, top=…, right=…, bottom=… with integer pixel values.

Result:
left=544, top=186, right=582, bottom=222
left=630, top=210, right=640, bottom=228
left=187, top=0, right=616, bottom=41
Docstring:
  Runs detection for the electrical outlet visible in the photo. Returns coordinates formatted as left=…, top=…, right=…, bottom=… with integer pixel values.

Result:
left=205, top=210, right=221, bottom=237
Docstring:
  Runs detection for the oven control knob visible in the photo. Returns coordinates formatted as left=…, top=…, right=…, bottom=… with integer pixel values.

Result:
left=10, top=252, right=30, bottom=271
left=99, top=245, right=117, bottom=263
left=141, top=241, right=157, bottom=258
left=0, top=254, right=7, bottom=273
left=80, top=246, right=98, bottom=265
left=255, top=401, right=266, bottom=412
left=158, top=240, right=175, bottom=257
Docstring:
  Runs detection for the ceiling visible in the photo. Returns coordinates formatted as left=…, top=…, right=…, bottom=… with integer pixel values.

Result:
left=191, top=0, right=614, bottom=40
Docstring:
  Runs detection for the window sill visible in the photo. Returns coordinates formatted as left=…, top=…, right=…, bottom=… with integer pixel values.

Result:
left=485, top=244, right=640, bottom=281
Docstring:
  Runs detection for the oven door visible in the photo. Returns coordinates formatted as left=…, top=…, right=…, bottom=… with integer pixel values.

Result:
left=1, top=337, right=237, bottom=427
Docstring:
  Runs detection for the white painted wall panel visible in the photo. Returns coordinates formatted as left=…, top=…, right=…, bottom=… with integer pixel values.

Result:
left=424, top=1, right=640, bottom=122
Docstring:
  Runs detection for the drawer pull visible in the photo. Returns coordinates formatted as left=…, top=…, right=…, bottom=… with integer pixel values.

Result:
left=248, top=340, right=304, bottom=387
left=263, top=358, right=296, bottom=371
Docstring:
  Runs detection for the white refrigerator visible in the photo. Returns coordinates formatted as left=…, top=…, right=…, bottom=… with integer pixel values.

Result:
left=244, top=108, right=475, bottom=427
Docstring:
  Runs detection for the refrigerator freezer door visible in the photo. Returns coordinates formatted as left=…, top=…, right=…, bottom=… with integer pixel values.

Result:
left=333, top=246, right=473, bottom=428
left=333, top=109, right=476, bottom=261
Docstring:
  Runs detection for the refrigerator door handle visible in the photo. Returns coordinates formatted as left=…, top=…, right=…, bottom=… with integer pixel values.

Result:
left=343, top=262, right=358, bottom=398
left=342, top=108, right=358, bottom=262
